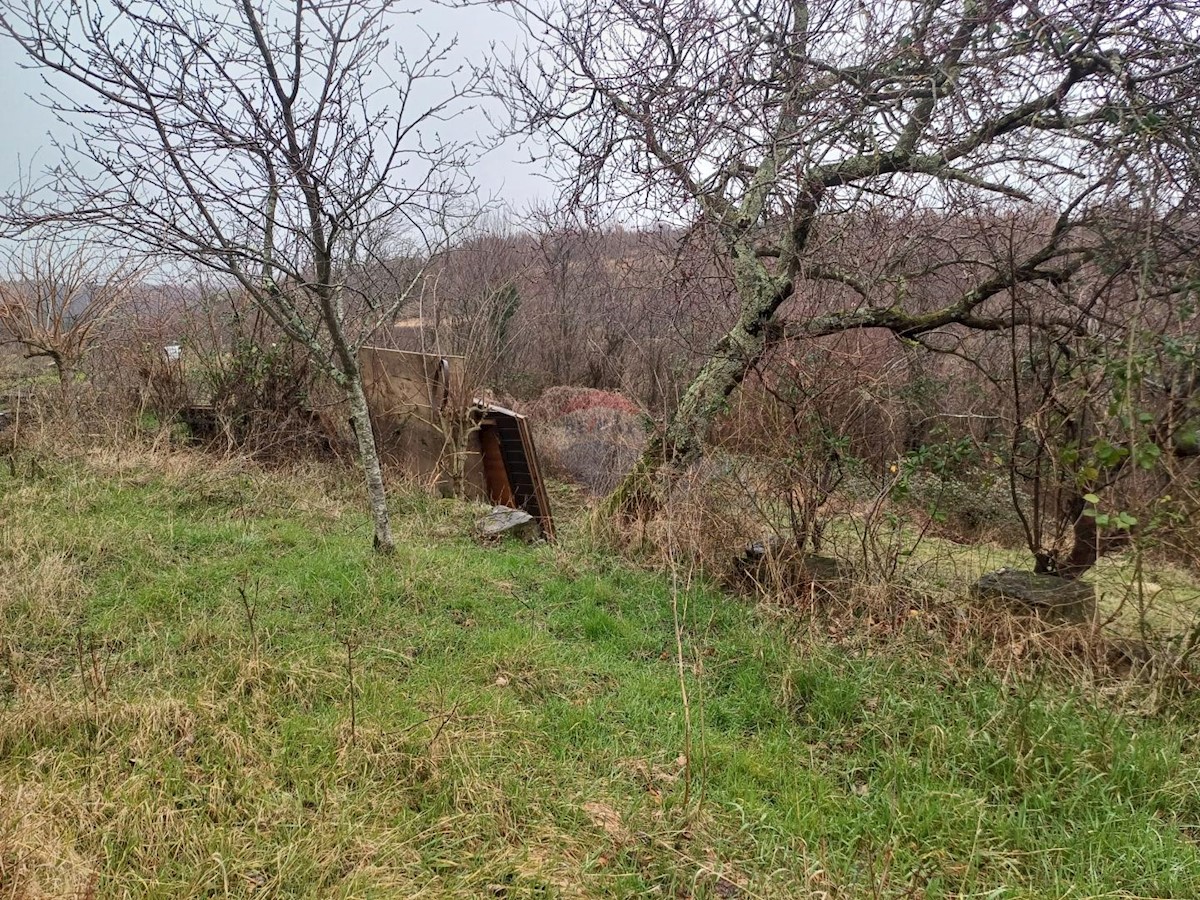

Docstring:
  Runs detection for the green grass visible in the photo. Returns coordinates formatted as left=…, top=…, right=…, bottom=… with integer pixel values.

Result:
left=3, top=448, right=1200, bottom=898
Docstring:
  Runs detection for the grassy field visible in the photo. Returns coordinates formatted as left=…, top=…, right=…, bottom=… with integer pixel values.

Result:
left=3, top=448, right=1200, bottom=898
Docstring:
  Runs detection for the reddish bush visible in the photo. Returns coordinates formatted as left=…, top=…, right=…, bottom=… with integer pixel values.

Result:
left=526, top=386, right=641, bottom=421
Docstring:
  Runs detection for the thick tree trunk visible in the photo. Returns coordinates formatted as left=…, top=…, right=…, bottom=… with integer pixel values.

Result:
left=345, top=373, right=395, bottom=553
left=1057, top=501, right=1131, bottom=580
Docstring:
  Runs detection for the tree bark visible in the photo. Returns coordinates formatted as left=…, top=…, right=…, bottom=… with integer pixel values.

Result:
left=345, top=373, right=395, bottom=553
left=1058, top=498, right=1131, bottom=580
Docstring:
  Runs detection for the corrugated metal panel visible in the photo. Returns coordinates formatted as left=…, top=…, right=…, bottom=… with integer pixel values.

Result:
left=475, top=404, right=554, bottom=541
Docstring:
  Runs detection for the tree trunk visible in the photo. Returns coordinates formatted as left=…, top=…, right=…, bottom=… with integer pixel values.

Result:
left=439, top=406, right=473, bottom=500
left=345, top=373, right=395, bottom=553
left=1031, top=494, right=1131, bottom=580
left=51, top=354, right=78, bottom=412
left=1057, top=500, right=1131, bottom=579
left=606, top=267, right=792, bottom=521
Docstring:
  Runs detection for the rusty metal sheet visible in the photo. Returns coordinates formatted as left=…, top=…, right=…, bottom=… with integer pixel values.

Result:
left=475, top=403, right=555, bottom=541
left=359, top=347, right=486, bottom=495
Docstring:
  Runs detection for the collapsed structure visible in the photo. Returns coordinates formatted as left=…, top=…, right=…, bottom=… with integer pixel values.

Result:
left=358, top=347, right=554, bottom=540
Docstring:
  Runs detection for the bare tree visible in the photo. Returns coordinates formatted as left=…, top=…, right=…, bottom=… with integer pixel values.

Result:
left=496, top=0, right=1200, bottom=520
left=0, top=228, right=141, bottom=395
left=0, top=0, right=481, bottom=551
left=421, top=214, right=528, bottom=383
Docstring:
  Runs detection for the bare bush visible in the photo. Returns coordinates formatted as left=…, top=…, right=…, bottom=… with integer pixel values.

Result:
left=0, top=229, right=142, bottom=398
left=527, top=387, right=648, bottom=494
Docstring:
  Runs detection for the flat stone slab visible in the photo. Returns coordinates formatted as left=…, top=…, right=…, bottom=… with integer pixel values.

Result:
left=477, top=505, right=538, bottom=541
left=732, top=539, right=853, bottom=591
left=971, top=569, right=1096, bottom=623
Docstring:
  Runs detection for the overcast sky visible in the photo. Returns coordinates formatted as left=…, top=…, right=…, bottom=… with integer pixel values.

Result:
left=0, top=3, right=554, bottom=212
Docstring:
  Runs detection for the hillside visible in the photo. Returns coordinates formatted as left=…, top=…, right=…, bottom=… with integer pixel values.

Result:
left=3, top=448, right=1200, bottom=898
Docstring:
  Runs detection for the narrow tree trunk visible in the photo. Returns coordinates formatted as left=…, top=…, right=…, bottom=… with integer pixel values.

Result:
left=51, top=354, right=78, bottom=412
left=439, top=407, right=472, bottom=500
left=52, top=357, right=69, bottom=386
left=606, top=272, right=791, bottom=521
left=345, top=373, right=395, bottom=553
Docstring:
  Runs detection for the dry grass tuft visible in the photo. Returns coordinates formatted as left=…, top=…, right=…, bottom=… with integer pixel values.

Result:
left=0, top=546, right=86, bottom=634
left=0, top=781, right=97, bottom=900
